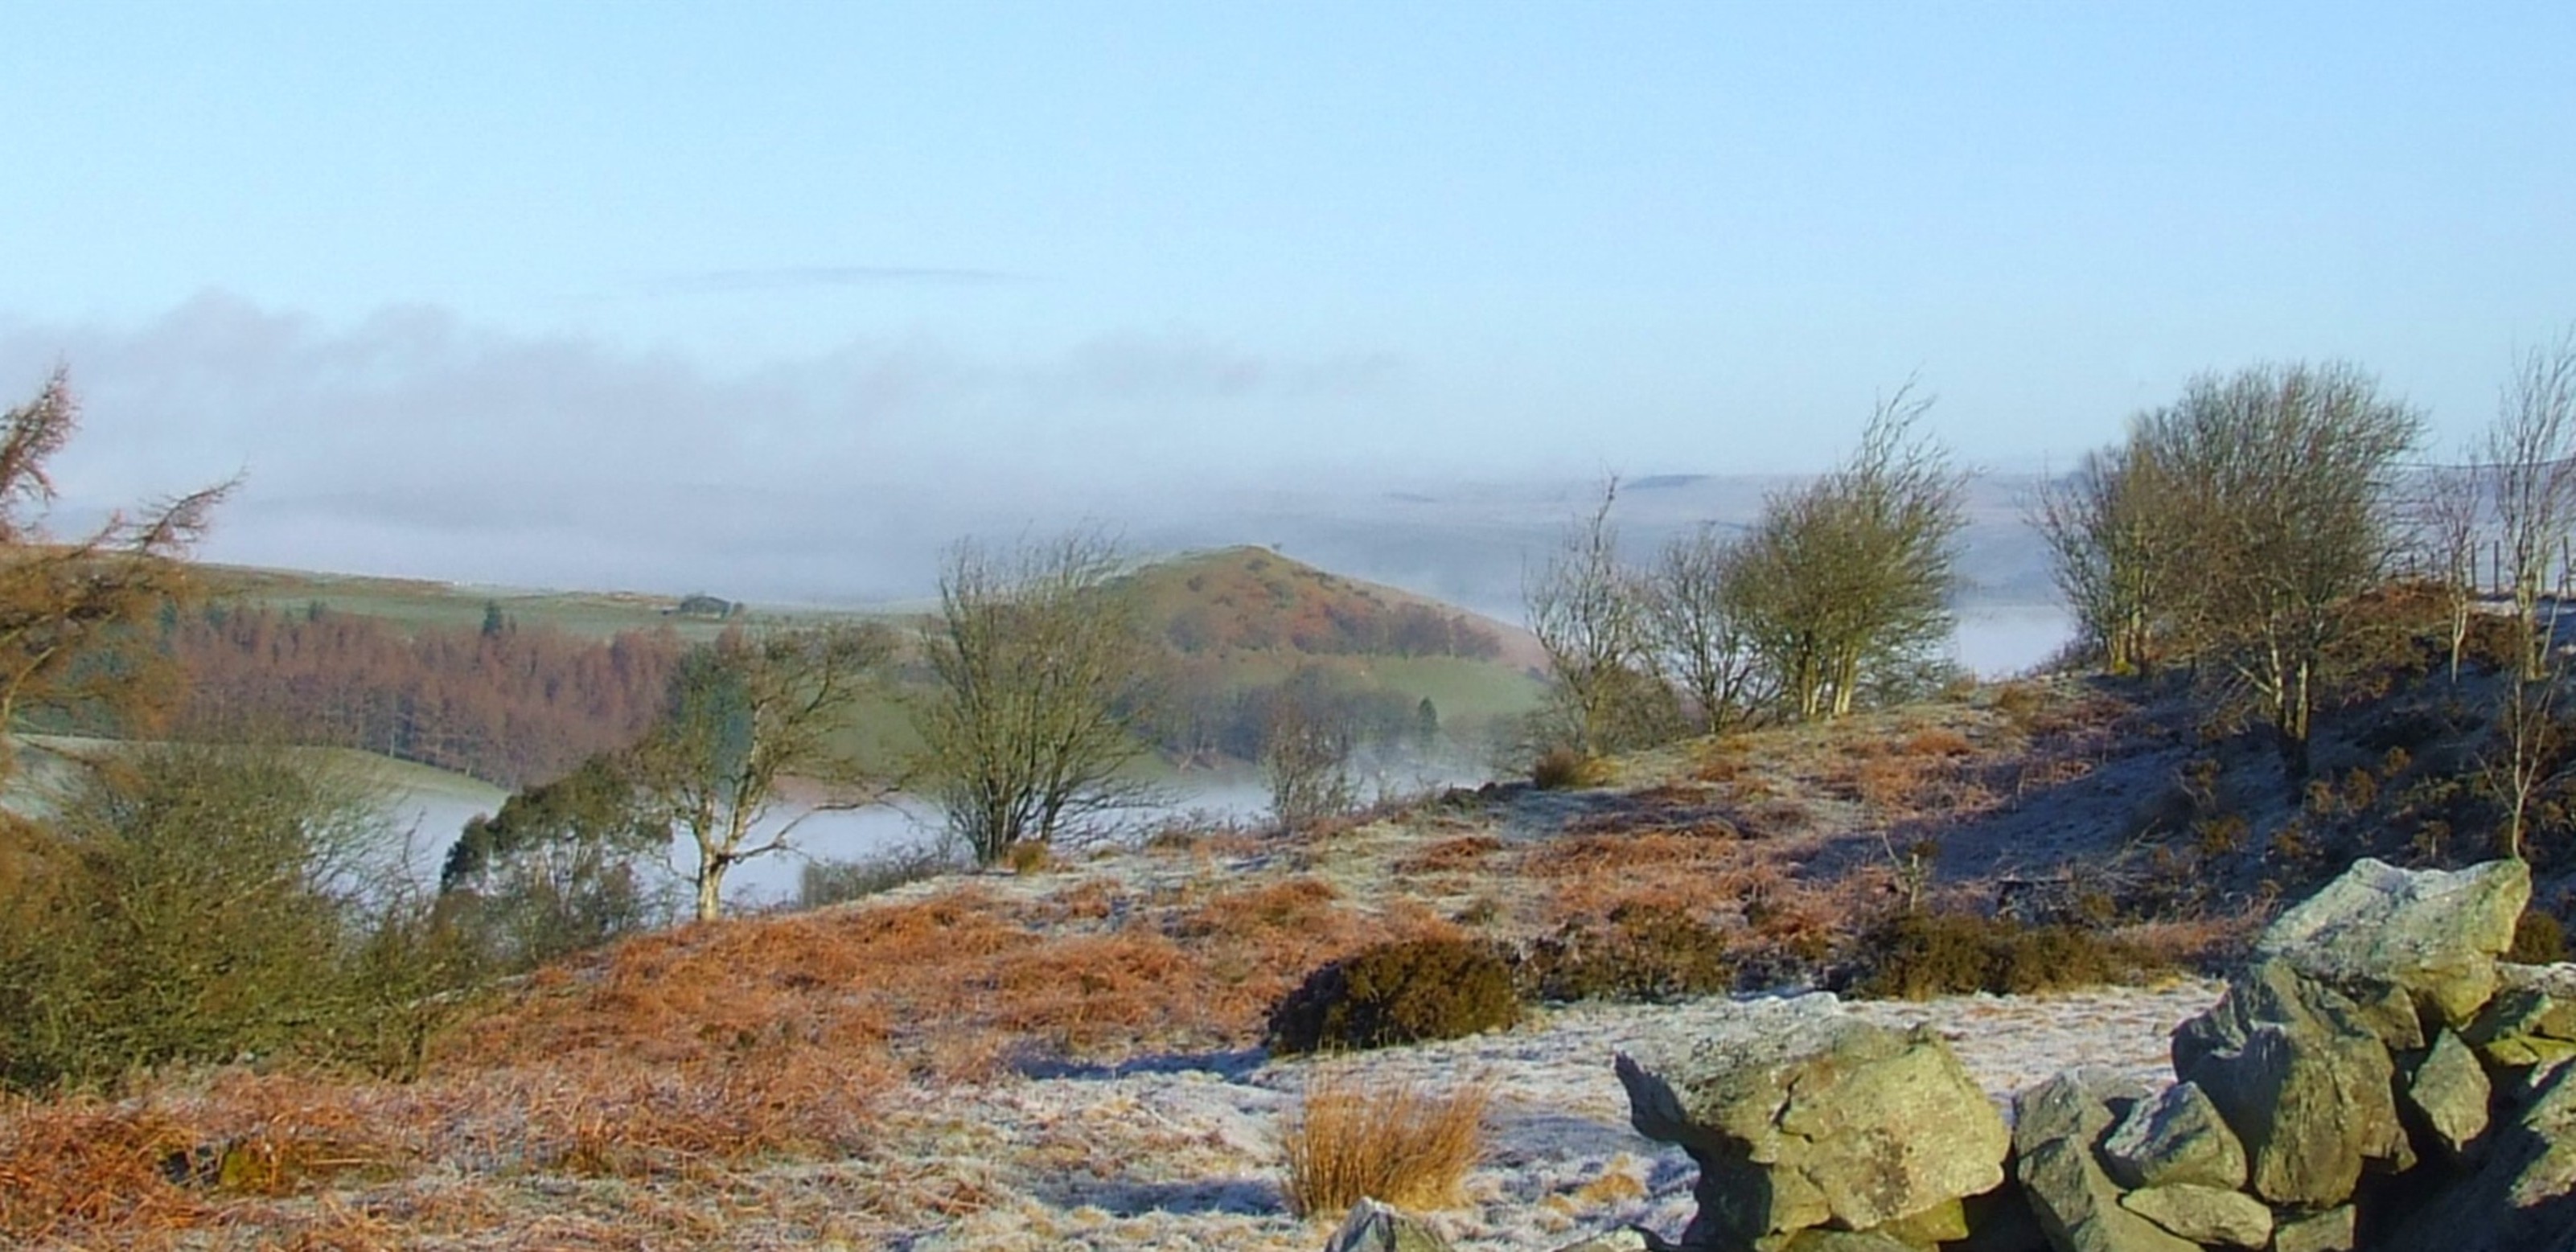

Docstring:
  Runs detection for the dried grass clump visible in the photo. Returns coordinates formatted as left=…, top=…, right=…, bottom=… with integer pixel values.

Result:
left=1396, top=834, right=1504, bottom=875
left=1530, top=747, right=1612, bottom=790
left=0, top=1099, right=206, bottom=1242
left=1280, top=1075, right=1489, bottom=1218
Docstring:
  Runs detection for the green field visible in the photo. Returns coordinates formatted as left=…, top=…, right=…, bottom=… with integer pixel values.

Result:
left=198, top=564, right=891, bottom=641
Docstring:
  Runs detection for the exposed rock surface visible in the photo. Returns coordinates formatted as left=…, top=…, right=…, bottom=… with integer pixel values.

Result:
left=2270, top=1204, right=2356, bottom=1252
left=2253, top=856, right=2529, bottom=1030
left=2011, top=1071, right=2196, bottom=1252
left=2114, top=1183, right=2270, bottom=1248
left=1614, top=1000, right=2007, bottom=1249
left=2378, top=1058, right=2576, bottom=1252
left=2401, top=1028, right=2492, bottom=1160
left=2170, top=958, right=2410, bottom=1205
left=1571, top=860, right=2576, bottom=1252
left=2097, top=1080, right=2245, bottom=1191
left=1325, top=1200, right=1453, bottom=1252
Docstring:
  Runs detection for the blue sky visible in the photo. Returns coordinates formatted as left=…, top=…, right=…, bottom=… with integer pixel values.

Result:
left=2, top=1, right=2571, bottom=593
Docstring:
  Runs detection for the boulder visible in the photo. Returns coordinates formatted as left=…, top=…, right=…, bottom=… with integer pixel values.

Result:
left=2379, top=1059, right=2576, bottom=1252
left=1617, top=1001, right=2008, bottom=1250
left=2270, top=1204, right=2356, bottom=1252
left=2253, top=856, right=2528, bottom=1031
left=2114, top=1184, right=2271, bottom=1248
left=1774, top=1230, right=1919, bottom=1252
left=2401, top=1028, right=2492, bottom=1160
left=2011, top=1072, right=2196, bottom=1252
left=1322, top=1199, right=1452, bottom=1252
left=2464, top=971, right=2576, bottom=1078
left=2098, top=1081, right=2246, bottom=1191
left=2171, top=958, right=2410, bottom=1205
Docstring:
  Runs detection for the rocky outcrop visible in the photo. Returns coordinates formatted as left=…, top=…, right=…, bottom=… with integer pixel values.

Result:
left=1614, top=999, right=2008, bottom=1250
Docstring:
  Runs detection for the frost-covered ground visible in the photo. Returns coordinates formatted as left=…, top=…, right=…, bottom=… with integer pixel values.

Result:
left=865, top=978, right=2223, bottom=1251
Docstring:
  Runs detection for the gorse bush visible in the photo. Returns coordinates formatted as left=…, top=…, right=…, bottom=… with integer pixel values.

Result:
left=1279, top=1073, right=1488, bottom=1219
left=0, top=745, right=468, bottom=1091
left=1520, top=902, right=1732, bottom=1003
left=1267, top=935, right=1519, bottom=1054
left=2513, top=909, right=2570, bottom=964
left=1843, top=910, right=2168, bottom=1000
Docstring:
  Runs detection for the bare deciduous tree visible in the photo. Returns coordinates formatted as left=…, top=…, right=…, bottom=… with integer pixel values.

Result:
left=1262, top=671, right=1357, bottom=835
left=2143, top=361, right=2420, bottom=781
left=1732, top=384, right=1966, bottom=720
left=912, top=532, right=1159, bottom=864
left=2403, top=458, right=2484, bottom=682
left=2031, top=439, right=2175, bottom=675
left=2490, top=326, right=2576, bottom=679
left=1644, top=523, right=1769, bottom=732
left=1523, top=479, right=1673, bottom=753
left=632, top=622, right=894, bottom=920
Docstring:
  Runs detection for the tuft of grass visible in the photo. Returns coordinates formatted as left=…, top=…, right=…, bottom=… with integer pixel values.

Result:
left=1280, top=1074, right=1488, bottom=1219
left=1530, top=747, right=1611, bottom=790
left=1395, top=834, right=1503, bottom=875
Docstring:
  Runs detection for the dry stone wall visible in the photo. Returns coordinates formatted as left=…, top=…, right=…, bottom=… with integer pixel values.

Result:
left=1330, top=857, right=2576, bottom=1252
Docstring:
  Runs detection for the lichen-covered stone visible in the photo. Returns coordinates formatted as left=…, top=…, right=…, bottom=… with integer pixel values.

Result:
left=2253, top=856, right=2528, bottom=1031
left=2011, top=1073, right=2197, bottom=1252
left=1774, top=1229, right=1919, bottom=1252
left=1617, top=1000, right=2007, bottom=1249
left=2115, top=1184, right=2271, bottom=1248
left=2403, top=1028, right=2492, bottom=1160
left=2380, top=1060, right=2576, bottom=1252
left=2171, top=958, right=2410, bottom=1205
left=2098, top=1080, right=2245, bottom=1191
left=1322, top=1199, right=1452, bottom=1252
left=2270, top=1204, right=2356, bottom=1252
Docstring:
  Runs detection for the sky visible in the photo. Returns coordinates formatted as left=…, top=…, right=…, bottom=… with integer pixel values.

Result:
left=2, top=1, right=2572, bottom=601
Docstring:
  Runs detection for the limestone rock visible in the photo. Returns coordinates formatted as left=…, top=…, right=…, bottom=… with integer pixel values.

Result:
left=2011, top=1073, right=2197, bottom=1252
left=2098, top=1081, right=2246, bottom=1191
left=2171, top=958, right=2410, bottom=1205
left=2116, top=1184, right=2272, bottom=1248
left=2402, top=1028, right=2492, bottom=1160
left=1322, top=1199, right=1451, bottom=1252
left=2270, top=1204, right=2356, bottom=1252
left=1617, top=1003, right=2008, bottom=1249
left=2253, top=856, right=2528, bottom=1030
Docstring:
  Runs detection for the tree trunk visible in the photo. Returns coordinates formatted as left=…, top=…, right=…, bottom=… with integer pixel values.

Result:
left=694, top=860, right=725, bottom=921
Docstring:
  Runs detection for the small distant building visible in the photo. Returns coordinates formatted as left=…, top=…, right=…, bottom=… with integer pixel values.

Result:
left=669, top=593, right=740, bottom=619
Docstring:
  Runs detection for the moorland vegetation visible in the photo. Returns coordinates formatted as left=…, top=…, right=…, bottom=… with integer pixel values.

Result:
left=2, top=338, right=2576, bottom=1247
